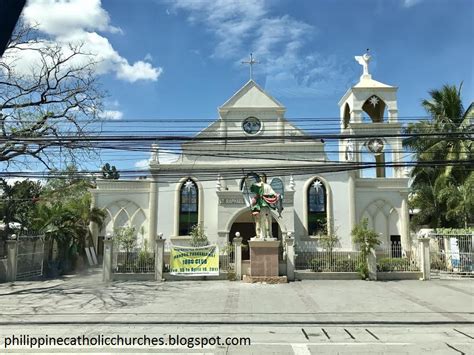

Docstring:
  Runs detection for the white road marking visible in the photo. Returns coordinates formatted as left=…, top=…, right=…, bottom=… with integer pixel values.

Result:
left=292, top=343, right=312, bottom=355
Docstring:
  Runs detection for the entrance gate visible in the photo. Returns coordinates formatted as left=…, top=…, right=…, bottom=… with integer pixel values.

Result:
left=16, top=235, right=45, bottom=280
left=430, top=233, right=473, bottom=278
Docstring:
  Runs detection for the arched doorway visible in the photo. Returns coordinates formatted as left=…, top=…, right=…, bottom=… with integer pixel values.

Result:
left=229, top=209, right=281, bottom=260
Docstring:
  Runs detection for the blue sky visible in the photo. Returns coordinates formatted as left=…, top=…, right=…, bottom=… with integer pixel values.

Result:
left=10, top=0, right=474, bottom=172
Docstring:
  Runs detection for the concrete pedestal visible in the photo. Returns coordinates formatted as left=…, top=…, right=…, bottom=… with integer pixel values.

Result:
left=244, top=239, right=287, bottom=283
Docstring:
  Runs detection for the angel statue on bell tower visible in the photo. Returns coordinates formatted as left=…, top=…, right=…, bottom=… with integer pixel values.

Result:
left=355, top=49, right=371, bottom=77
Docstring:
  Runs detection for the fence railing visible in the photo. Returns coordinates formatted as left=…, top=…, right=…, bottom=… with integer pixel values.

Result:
left=429, top=233, right=473, bottom=275
left=296, top=250, right=363, bottom=272
left=431, top=251, right=473, bottom=274
left=376, top=243, right=419, bottom=272
left=16, top=235, right=45, bottom=280
left=296, top=241, right=420, bottom=273
left=113, top=251, right=155, bottom=273
left=219, top=253, right=233, bottom=272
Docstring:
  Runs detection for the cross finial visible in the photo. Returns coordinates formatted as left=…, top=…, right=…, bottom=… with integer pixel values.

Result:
left=241, top=53, right=259, bottom=80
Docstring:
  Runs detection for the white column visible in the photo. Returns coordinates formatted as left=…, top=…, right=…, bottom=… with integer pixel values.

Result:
left=401, top=196, right=410, bottom=251
left=102, top=235, right=113, bottom=282
left=418, top=237, right=431, bottom=280
left=286, top=237, right=295, bottom=281
left=89, top=192, right=99, bottom=249
left=6, top=237, right=18, bottom=282
left=327, top=186, right=334, bottom=236
left=393, top=138, right=403, bottom=178
left=348, top=172, right=356, bottom=231
left=154, top=234, right=164, bottom=282
left=148, top=178, right=158, bottom=247
left=233, top=235, right=243, bottom=280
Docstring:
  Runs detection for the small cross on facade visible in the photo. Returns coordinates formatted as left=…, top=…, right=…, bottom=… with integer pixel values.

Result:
left=241, top=53, right=259, bottom=80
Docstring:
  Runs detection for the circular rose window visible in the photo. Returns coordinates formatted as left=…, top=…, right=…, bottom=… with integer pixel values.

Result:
left=242, top=117, right=261, bottom=135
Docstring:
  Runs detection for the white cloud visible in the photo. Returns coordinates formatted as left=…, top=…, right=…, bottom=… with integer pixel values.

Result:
left=134, top=159, right=149, bottom=169
left=23, top=0, right=121, bottom=35
left=170, top=0, right=347, bottom=97
left=117, top=61, right=162, bottom=82
left=99, top=110, right=123, bottom=120
left=402, top=0, right=423, bottom=7
left=14, top=0, right=162, bottom=83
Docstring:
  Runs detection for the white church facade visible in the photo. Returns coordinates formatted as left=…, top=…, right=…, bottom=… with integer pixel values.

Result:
left=90, top=57, right=411, bottom=258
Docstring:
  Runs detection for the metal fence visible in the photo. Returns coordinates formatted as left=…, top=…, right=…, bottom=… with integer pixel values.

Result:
left=296, top=240, right=363, bottom=272
left=219, top=253, right=233, bottom=272
left=297, top=250, right=364, bottom=272
left=218, top=242, right=234, bottom=273
left=113, top=251, right=155, bottom=273
left=430, top=233, right=473, bottom=277
left=376, top=243, right=419, bottom=272
left=16, top=235, right=45, bottom=280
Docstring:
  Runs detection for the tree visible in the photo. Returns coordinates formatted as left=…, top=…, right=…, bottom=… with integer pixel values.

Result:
left=0, top=24, right=104, bottom=169
left=351, top=218, right=381, bottom=279
left=31, top=166, right=105, bottom=274
left=404, top=84, right=472, bottom=228
left=190, top=224, right=209, bottom=247
left=115, top=226, right=137, bottom=254
left=101, top=163, right=120, bottom=179
left=437, top=173, right=474, bottom=228
left=0, top=178, right=42, bottom=238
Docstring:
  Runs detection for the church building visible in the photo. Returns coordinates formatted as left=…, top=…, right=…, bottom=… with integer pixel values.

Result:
left=90, top=55, right=411, bottom=257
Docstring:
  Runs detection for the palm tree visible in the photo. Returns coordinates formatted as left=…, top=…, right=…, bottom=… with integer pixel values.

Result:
left=437, top=173, right=474, bottom=228
left=404, top=84, right=473, bottom=228
left=32, top=191, right=105, bottom=274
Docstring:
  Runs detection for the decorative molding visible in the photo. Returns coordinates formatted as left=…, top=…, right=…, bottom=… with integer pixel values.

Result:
left=355, top=178, right=409, bottom=191
left=216, top=190, right=294, bottom=206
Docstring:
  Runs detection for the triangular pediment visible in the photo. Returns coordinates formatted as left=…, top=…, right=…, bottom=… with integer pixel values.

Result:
left=220, top=80, right=285, bottom=109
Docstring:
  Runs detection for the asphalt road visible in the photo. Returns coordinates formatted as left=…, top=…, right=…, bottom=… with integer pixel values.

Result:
left=0, top=272, right=472, bottom=354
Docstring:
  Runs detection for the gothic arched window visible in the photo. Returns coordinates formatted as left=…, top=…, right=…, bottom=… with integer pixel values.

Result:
left=307, top=179, right=327, bottom=235
left=179, top=178, right=198, bottom=236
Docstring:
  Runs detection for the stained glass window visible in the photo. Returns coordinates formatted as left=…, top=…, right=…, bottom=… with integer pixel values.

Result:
left=179, top=178, right=198, bottom=235
left=307, top=179, right=327, bottom=235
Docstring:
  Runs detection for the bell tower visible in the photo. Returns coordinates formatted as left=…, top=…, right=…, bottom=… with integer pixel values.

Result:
left=338, top=52, right=404, bottom=178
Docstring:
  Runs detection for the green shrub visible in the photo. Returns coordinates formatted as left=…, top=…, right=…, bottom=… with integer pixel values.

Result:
left=377, top=257, right=411, bottom=272
left=309, top=259, right=356, bottom=272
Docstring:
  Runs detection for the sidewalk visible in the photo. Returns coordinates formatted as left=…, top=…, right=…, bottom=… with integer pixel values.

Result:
left=0, top=272, right=472, bottom=325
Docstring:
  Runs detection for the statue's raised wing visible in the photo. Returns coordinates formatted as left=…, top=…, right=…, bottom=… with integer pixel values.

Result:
left=354, top=56, right=364, bottom=66
left=241, top=172, right=259, bottom=208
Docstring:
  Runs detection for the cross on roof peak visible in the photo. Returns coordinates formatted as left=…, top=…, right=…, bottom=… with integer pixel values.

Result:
left=241, top=53, right=259, bottom=80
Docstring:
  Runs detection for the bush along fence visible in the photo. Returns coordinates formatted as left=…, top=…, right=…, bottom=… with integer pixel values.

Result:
left=294, top=238, right=429, bottom=281
left=103, top=234, right=162, bottom=281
